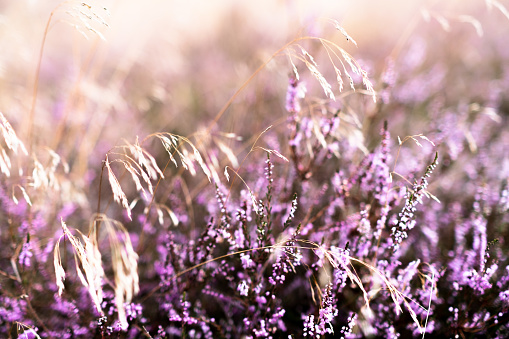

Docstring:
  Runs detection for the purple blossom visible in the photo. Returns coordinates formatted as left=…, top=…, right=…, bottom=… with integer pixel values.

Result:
left=303, top=283, right=338, bottom=337
left=340, top=313, right=357, bottom=339
left=19, top=242, right=33, bottom=267
left=391, top=152, right=439, bottom=251
left=238, top=280, right=249, bottom=296
left=285, top=77, right=306, bottom=114
left=17, top=329, right=38, bottom=339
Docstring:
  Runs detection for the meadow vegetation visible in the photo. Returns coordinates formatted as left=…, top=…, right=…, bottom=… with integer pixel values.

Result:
left=1, top=1, right=509, bottom=338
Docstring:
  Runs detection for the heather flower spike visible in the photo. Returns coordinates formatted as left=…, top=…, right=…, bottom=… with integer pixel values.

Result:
left=285, top=76, right=307, bottom=114
left=391, top=152, right=439, bottom=251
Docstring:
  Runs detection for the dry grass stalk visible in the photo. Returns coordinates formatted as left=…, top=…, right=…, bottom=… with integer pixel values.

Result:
left=0, top=112, right=28, bottom=177
left=12, top=185, right=32, bottom=206
left=0, top=112, right=75, bottom=209
left=105, top=155, right=132, bottom=220
left=153, top=132, right=213, bottom=182
left=126, top=137, right=164, bottom=182
left=30, top=148, right=68, bottom=191
left=92, top=215, right=139, bottom=330
left=62, top=1, right=110, bottom=41
left=285, top=22, right=376, bottom=103
left=0, top=112, right=28, bottom=157
left=0, top=148, right=11, bottom=177
left=486, top=0, right=509, bottom=21
left=103, top=134, right=214, bottom=224
left=54, top=219, right=105, bottom=316
left=15, top=322, right=42, bottom=339
left=54, top=215, right=140, bottom=329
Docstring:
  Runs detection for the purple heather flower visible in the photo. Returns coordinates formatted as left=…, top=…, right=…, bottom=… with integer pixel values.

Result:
left=303, top=314, right=316, bottom=337
left=358, top=205, right=371, bottom=236
left=125, top=303, right=143, bottom=321
left=288, top=195, right=297, bottom=220
left=499, top=290, right=509, bottom=304
left=303, top=283, right=338, bottom=338
left=339, top=313, right=357, bottom=339
left=17, top=329, right=38, bottom=339
left=0, top=296, right=27, bottom=322
left=497, top=266, right=509, bottom=289
left=238, top=280, right=249, bottom=297
left=285, top=77, right=306, bottom=114
left=265, top=157, right=274, bottom=183
left=397, top=260, right=420, bottom=287
left=255, top=295, right=267, bottom=305
left=391, top=153, right=438, bottom=251
left=240, top=252, right=254, bottom=269
left=19, top=242, right=33, bottom=267
left=252, top=319, right=270, bottom=338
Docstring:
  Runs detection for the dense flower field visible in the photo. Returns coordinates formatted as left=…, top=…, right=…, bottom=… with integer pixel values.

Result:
left=1, top=1, right=509, bottom=338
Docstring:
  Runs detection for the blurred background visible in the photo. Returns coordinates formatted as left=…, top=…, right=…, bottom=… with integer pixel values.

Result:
left=0, top=0, right=508, bottom=208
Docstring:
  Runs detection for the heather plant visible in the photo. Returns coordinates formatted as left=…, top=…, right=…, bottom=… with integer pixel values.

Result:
left=1, top=1, right=509, bottom=338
